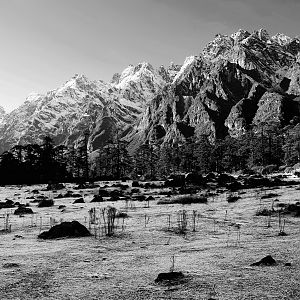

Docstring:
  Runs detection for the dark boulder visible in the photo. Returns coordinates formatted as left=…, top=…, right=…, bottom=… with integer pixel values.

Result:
left=14, top=206, right=33, bottom=215
left=217, top=173, right=236, bottom=186
left=0, top=201, right=15, bottom=209
left=38, top=199, right=54, bottom=207
left=251, top=255, right=277, bottom=266
left=132, top=181, right=140, bottom=187
left=98, top=189, right=110, bottom=197
left=73, top=198, right=85, bottom=204
left=46, top=183, right=65, bottom=190
left=227, top=194, right=241, bottom=203
left=90, top=195, right=103, bottom=203
left=133, top=195, right=146, bottom=201
left=185, top=173, right=203, bottom=185
left=38, top=221, right=91, bottom=239
left=155, top=271, right=184, bottom=283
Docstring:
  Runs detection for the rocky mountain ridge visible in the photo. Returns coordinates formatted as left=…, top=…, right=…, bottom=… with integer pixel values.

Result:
left=1, top=28, right=300, bottom=154
left=130, top=28, right=300, bottom=149
left=0, top=63, right=174, bottom=153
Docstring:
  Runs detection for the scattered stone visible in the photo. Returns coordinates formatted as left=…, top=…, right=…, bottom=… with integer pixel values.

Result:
left=38, top=221, right=91, bottom=239
left=3, top=263, right=20, bottom=268
left=14, top=235, right=23, bottom=238
left=58, top=205, right=66, bottom=209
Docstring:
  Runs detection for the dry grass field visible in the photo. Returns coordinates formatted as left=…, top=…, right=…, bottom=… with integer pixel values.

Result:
left=0, top=180, right=300, bottom=299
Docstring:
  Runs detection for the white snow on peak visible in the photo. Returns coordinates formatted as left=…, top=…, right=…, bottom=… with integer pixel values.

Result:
left=26, top=92, right=42, bottom=102
left=231, top=29, right=250, bottom=43
left=172, top=56, right=199, bottom=84
left=256, top=28, right=270, bottom=41
left=115, top=62, right=167, bottom=105
left=272, top=33, right=292, bottom=46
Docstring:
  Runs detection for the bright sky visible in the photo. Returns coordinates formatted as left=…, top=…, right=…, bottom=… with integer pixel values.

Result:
left=0, top=0, right=299, bottom=112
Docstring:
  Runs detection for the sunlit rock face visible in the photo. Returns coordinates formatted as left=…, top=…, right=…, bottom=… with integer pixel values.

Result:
left=130, top=28, right=300, bottom=149
left=1, top=29, right=300, bottom=154
left=0, top=60, right=178, bottom=153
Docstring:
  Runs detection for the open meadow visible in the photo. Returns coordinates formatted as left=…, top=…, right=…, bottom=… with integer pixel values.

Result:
left=0, top=178, right=300, bottom=300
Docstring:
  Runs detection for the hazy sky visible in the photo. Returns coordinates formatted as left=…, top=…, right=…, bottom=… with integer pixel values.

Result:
left=0, top=0, right=299, bottom=112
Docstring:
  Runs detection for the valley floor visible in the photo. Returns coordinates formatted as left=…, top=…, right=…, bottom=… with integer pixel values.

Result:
left=0, top=181, right=300, bottom=299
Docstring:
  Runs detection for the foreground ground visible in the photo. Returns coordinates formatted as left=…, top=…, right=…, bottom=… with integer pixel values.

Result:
left=0, top=180, right=300, bottom=299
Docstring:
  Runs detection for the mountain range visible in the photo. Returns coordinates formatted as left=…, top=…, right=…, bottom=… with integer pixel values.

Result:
left=0, top=28, right=300, bottom=154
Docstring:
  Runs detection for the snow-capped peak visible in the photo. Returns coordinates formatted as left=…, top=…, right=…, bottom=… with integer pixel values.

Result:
left=272, top=33, right=292, bottom=46
left=231, top=29, right=251, bottom=43
left=26, top=92, right=42, bottom=102
left=255, top=28, right=270, bottom=41
left=172, top=56, right=201, bottom=84
left=115, top=62, right=168, bottom=105
left=202, top=33, right=233, bottom=60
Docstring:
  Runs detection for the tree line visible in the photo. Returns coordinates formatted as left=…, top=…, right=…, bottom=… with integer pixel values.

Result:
left=0, top=121, right=300, bottom=185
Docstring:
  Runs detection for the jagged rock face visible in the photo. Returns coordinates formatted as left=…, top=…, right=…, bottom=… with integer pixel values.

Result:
left=1, top=28, right=300, bottom=154
left=113, top=62, right=168, bottom=107
left=131, top=28, right=300, bottom=149
left=0, top=75, right=141, bottom=153
left=0, top=60, right=177, bottom=153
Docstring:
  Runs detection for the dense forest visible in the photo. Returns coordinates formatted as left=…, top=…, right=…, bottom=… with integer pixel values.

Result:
left=0, top=121, right=300, bottom=185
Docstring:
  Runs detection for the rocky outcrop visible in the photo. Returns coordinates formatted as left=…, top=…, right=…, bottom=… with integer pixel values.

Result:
left=130, top=28, right=300, bottom=149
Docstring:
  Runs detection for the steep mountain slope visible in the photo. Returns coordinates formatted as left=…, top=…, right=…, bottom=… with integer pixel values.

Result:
left=1, top=28, right=300, bottom=154
left=130, top=29, right=300, bottom=149
left=111, top=62, right=176, bottom=107
left=0, top=75, right=141, bottom=153
left=0, top=60, right=177, bottom=153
